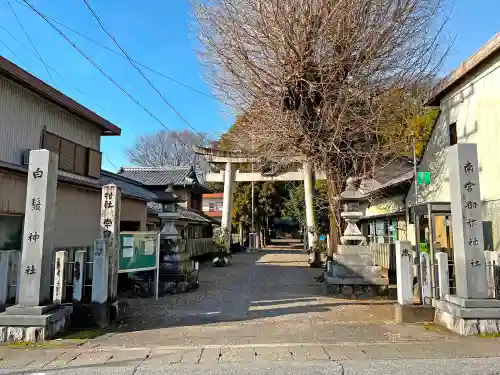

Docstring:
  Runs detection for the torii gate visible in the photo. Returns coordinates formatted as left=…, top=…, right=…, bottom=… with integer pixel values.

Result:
left=194, top=146, right=326, bottom=249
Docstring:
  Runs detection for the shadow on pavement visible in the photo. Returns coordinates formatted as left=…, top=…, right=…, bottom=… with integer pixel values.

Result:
left=105, top=247, right=395, bottom=334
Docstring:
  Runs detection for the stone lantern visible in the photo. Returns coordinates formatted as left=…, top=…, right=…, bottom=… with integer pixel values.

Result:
left=323, top=177, right=388, bottom=298
left=339, top=177, right=367, bottom=245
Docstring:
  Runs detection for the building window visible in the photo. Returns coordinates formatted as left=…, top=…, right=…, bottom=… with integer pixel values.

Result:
left=0, top=215, right=23, bottom=250
left=209, top=203, right=215, bottom=212
left=41, top=131, right=101, bottom=178
left=449, top=122, right=457, bottom=146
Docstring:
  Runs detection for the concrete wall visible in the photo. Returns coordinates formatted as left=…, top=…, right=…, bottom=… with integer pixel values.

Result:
left=0, top=170, right=149, bottom=248
left=121, top=198, right=147, bottom=231
left=0, top=170, right=101, bottom=248
left=407, top=51, right=500, bottom=206
left=0, top=75, right=101, bottom=184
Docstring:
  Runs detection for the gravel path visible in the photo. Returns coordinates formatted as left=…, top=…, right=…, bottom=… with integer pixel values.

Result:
left=95, top=242, right=455, bottom=347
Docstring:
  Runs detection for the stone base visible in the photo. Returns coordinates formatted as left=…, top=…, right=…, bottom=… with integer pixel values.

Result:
left=71, top=303, right=111, bottom=329
left=434, top=299, right=500, bottom=335
left=324, top=281, right=389, bottom=299
left=0, top=305, right=72, bottom=343
left=395, top=304, right=435, bottom=323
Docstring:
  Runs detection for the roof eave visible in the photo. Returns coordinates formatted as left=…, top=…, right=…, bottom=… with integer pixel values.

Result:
left=425, top=33, right=500, bottom=107
left=0, top=57, right=121, bottom=136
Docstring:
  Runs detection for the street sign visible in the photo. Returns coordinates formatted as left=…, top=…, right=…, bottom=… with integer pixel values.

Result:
left=417, top=171, right=431, bottom=185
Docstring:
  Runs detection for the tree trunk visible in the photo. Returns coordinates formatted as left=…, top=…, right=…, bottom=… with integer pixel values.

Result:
left=326, top=169, right=343, bottom=258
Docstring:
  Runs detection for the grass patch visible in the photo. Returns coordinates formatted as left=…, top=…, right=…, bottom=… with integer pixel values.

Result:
left=479, top=332, right=500, bottom=338
left=7, top=341, right=65, bottom=349
left=422, top=322, right=449, bottom=333
left=55, top=328, right=107, bottom=340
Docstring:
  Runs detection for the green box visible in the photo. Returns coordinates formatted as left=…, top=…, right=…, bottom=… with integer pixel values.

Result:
left=417, top=171, right=431, bottom=185
left=119, top=232, right=159, bottom=273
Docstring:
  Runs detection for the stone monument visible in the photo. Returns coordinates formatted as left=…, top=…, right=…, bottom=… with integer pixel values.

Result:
left=0, top=150, right=72, bottom=342
left=324, top=178, right=388, bottom=298
left=434, top=143, right=500, bottom=335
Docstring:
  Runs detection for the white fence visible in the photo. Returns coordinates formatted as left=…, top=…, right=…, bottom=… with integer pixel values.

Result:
left=369, top=242, right=396, bottom=272
left=1, top=236, right=217, bottom=306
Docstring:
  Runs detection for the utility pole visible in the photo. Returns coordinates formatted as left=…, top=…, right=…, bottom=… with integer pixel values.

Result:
left=412, top=130, right=423, bottom=305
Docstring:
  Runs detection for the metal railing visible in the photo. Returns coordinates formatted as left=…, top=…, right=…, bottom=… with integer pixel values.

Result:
left=431, top=252, right=500, bottom=302
left=0, top=246, right=93, bottom=305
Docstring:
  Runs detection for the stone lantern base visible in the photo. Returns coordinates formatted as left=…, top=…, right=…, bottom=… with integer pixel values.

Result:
left=324, top=245, right=389, bottom=298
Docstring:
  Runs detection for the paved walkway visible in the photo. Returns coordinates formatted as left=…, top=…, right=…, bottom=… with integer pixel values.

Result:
left=88, top=242, right=457, bottom=348
left=2, top=340, right=500, bottom=372
left=1, top=243, right=500, bottom=372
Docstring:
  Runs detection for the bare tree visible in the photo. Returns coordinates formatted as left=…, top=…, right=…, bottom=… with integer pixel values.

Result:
left=192, top=0, right=450, bottom=252
left=126, top=129, right=211, bottom=178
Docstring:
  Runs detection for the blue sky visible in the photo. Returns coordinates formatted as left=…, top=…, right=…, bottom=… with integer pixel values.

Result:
left=0, top=0, right=498, bottom=172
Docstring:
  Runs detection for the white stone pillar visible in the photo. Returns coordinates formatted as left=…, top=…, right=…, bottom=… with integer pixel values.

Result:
left=0, top=252, right=9, bottom=305
left=72, top=249, right=86, bottom=302
left=221, top=162, right=236, bottom=249
left=53, top=250, right=67, bottom=304
left=449, top=143, right=488, bottom=299
left=91, top=239, right=108, bottom=304
left=395, top=241, right=413, bottom=305
left=420, top=252, right=432, bottom=304
left=100, top=184, right=121, bottom=301
left=436, top=252, right=450, bottom=300
left=303, top=161, right=316, bottom=249
left=18, top=149, right=58, bottom=307
left=485, top=251, right=494, bottom=298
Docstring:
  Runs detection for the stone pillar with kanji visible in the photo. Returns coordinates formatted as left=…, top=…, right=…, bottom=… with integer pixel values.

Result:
left=434, top=143, right=500, bottom=335
left=0, top=149, right=72, bottom=343
left=100, top=184, right=121, bottom=301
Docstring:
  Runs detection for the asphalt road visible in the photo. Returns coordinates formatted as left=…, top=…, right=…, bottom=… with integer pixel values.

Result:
left=11, top=358, right=500, bottom=375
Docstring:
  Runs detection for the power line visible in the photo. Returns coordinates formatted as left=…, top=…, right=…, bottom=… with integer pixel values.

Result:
left=12, top=0, right=221, bottom=103
left=82, top=0, right=207, bottom=142
left=0, top=23, right=103, bottom=110
left=6, top=0, right=58, bottom=88
left=0, top=37, right=28, bottom=67
left=103, top=152, right=118, bottom=171
left=20, top=0, right=190, bottom=149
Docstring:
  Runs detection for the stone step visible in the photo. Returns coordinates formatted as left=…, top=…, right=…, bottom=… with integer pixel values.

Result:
left=324, top=274, right=389, bottom=285
left=329, top=264, right=382, bottom=278
left=331, top=254, right=375, bottom=266
left=336, top=245, right=371, bottom=255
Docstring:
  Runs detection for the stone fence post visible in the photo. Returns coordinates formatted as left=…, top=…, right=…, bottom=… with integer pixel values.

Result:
left=436, top=252, right=450, bottom=300
left=53, top=250, right=67, bottom=304
left=420, top=252, right=432, bottom=305
left=91, top=240, right=108, bottom=304
left=395, top=241, right=413, bottom=305
left=72, top=249, right=86, bottom=302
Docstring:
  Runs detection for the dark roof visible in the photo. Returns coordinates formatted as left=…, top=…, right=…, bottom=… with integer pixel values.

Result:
left=146, top=203, right=212, bottom=224
left=0, top=56, right=121, bottom=136
left=426, top=33, right=500, bottom=106
left=359, top=161, right=414, bottom=197
left=177, top=206, right=211, bottom=223
left=118, top=166, right=200, bottom=186
left=100, top=170, right=158, bottom=201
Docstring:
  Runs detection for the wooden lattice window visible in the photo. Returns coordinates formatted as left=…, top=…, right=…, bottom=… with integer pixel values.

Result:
left=87, top=149, right=102, bottom=179
left=41, top=131, right=100, bottom=178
